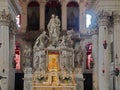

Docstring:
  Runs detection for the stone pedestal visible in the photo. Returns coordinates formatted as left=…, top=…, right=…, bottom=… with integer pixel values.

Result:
left=23, top=67, right=33, bottom=90
left=75, top=73, right=84, bottom=90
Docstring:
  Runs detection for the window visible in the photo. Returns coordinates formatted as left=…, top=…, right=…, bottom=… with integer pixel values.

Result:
left=86, top=14, right=92, bottom=28
left=67, top=1, right=79, bottom=32
left=27, top=1, right=40, bottom=30
left=16, top=15, right=21, bottom=27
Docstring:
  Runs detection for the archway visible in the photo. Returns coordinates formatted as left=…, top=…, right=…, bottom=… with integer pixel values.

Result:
left=27, top=1, right=40, bottom=31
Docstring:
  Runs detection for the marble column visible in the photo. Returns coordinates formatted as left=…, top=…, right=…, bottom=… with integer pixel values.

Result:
left=97, top=11, right=110, bottom=90
left=0, top=10, right=10, bottom=90
left=40, top=1, right=45, bottom=30
left=91, top=30, right=98, bottom=90
left=61, top=0, right=67, bottom=31
left=9, top=21, right=16, bottom=90
left=113, top=12, right=120, bottom=90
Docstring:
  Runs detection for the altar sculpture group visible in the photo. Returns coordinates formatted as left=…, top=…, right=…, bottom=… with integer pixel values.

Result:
left=23, top=14, right=84, bottom=89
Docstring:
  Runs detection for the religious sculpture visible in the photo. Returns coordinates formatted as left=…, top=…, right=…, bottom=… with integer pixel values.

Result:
left=74, top=46, right=83, bottom=68
left=47, top=14, right=60, bottom=47
left=24, top=14, right=84, bottom=90
left=33, top=31, right=48, bottom=49
left=23, top=45, right=32, bottom=67
left=59, top=35, right=66, bottom=47
left=66, top=30, right=74, bottom=48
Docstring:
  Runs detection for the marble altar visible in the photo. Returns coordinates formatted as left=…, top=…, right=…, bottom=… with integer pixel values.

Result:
left=23, top=14, right=84, bottom=90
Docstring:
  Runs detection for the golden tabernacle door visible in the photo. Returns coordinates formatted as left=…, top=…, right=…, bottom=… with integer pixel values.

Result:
left=47, top=50, right=59, bottom=72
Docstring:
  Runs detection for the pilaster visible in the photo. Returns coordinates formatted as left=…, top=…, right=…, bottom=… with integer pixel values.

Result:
left=91, top=30, right=99, bottom=90
left=79, top=1, right=86, bottom=34
left=61, top=1, right=67, bottom=31
left=113, top=11, right=120, bottom=90
left=97, top=10, right=110, bottom=90
left=40, top=2, right=45, bottom=30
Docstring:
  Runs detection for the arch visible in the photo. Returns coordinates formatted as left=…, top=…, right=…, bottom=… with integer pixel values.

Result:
left=27, top=1, right=40, bottom=31
left=45, top=0, right=61, bottom=30
left=67, top=1, right=79, bottom=32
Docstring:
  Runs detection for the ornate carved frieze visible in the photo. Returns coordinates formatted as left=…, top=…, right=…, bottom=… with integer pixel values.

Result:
left=97, top=10, right=109, bottom=26
left=0, top=9, right=10, bottom=26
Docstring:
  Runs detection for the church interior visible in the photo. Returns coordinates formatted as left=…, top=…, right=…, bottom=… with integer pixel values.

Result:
left=0, top=0, right=120, bottom=90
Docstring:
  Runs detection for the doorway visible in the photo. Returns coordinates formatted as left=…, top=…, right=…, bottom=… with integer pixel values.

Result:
left=15, top=73, right=24, bottom=90
left=83, top=73, right=93, bottom=90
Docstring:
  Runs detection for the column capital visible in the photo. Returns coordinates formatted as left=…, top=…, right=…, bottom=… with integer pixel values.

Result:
left=113, top=12, right=120, bottom=24
left=97, top=10, right=109, bottom=26
left=0, top=9, right=10, bottom=26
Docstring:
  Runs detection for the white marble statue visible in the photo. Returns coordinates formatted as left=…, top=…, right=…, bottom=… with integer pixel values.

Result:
left=74, top=46, right=83, bottom=68
left=24, top=45, right=32, bottom=56
left=47, top=14, right=56, bottom=37
left=34, top=31, right=48, bottom=49
left=47, top=14, right=61, bottom=47
left=24, top=45, right=32, bottom=67
left=66, top=30, right=74, bottom=48
left=33, top=50, right=46, bottom=72
left=59, top=35, right=66, bottom=47
left=55, top=15, right=60, bottom=34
